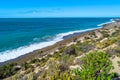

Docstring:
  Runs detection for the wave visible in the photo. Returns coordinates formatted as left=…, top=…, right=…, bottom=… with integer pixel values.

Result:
left=97, top=19, right=115, bottom=27
left=0, top=27, right=100, bottom=62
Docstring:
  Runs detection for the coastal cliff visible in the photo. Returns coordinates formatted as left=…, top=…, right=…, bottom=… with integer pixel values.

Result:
left=1, top=19, right=120, bottom=80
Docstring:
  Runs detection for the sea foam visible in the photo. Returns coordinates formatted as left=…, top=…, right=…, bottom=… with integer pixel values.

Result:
left=0, top=27, right=99, bottom=62
left=97, top=19, right=115, bottom=27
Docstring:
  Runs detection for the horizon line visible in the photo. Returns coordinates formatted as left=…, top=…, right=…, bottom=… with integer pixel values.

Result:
left=0, top=16, right=120, bottom=18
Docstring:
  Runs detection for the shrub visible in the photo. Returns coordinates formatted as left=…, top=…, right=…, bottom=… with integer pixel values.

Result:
left=50, top=71, right=74, bottom=80
left=106, top=47, right=120, bottom=57
left=28, top=72, right=37, bottom=80
left=101, top=30, right=109, bottom=37
left=73, top=38, right=77, bottom=42
left=53, top=51, right=61, bottom=59
left=117, top=40, right=120, bottom=47
left=74, top=51, right=114, bottom=80
left=59, top=54, right=73, bottom=72
left=0, top=63, right=17, bottom=79
left=97, top=37, right=117, bottom=49
left=58, top=46, right=66, bottom=53
left=30, top=59, right=40, bottom=64
left=21, top=62, right=32, bottom=70
left=118, top=61, right=120, bottom=67
left=91, top=31, right=97, bottom=38
left=64, top=45, right=77, bottom=55
left=77, top=42, right=95, bottom=53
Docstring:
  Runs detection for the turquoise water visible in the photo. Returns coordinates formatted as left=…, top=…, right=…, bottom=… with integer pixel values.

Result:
left=0, top=18, right=114, bottom=62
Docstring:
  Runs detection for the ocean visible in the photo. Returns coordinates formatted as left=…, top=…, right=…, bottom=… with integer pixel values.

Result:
left=0, top=18, right=115, bottom=62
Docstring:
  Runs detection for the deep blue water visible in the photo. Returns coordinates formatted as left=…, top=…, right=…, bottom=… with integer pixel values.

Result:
left=0, top=18, right=114, bottom=62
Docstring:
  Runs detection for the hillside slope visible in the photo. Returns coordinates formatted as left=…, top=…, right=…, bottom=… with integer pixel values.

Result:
left=1, top=20, right=120, bottom=80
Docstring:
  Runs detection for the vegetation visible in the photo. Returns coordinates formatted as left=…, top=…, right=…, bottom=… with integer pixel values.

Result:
left=59, top=54, right=75, bottom=72
left=101, top=30, right=110, bottom=37
left=118, top=61, right=120, bottom=67
left=106, top=47, right=120, bottom=57
left=21, top=62, right=33, bottom=70
left=74, top=51, right=114, bottom=80
left=64, top=44, right=77, bottom=55
left=1, top=22, right=120, bottom=79
left=76, top=40, right=95, bottom=53
left=49, top=71, right=74, bottom=80
left=97, top=37, right=118, bottom=49
left=0, top=63, right=17, bottom=79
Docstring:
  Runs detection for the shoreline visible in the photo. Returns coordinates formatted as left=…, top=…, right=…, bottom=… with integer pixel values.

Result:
left=0, top=27, right=99, bottom=63
left=0, top=30, right=93, bottom=66
left=0, top=19, right=116, bottom=66
left=0, top=29, right=99, bottom=66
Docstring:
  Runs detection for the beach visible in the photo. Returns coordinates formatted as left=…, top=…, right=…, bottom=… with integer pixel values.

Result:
left=0, top=18, right=112, bottom=64
left=1, top=18, right=120, bottom=79
left=0, top=29, right=93, bottom=65
left=1, top=0, right=120, bottom=79
left=0, top=18, right=118, bottom=66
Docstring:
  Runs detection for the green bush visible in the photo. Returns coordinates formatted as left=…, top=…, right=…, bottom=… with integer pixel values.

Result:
left=21, top=62, right=32, bottom=70
left=50, top=71, right=74, bottom=80
left=0, top=63, right=17, bottom=79
left=64, top=45, right=77, bottom=55
left=74, top=51, right=114, bottom=80
left=30, top=58, right=40, bottom=64
left=101, top=30, right=109, bottom=37
left=58, top=46, right=66, bottom=53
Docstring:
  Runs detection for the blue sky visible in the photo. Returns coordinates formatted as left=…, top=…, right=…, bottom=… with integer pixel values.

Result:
left=0, top=0, right=120, bottom=17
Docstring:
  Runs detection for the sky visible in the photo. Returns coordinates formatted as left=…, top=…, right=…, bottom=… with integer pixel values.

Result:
left=0, top=0, right=120, bottom=18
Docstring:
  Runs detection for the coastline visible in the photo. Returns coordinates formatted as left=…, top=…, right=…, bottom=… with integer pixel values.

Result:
left=0, top=27, right=100, bottom=63
left=0, top=30, right=93, bottom=66
left=0, top=19, right=116, bottom=66
left=0, top=29, right=100, bottom=66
